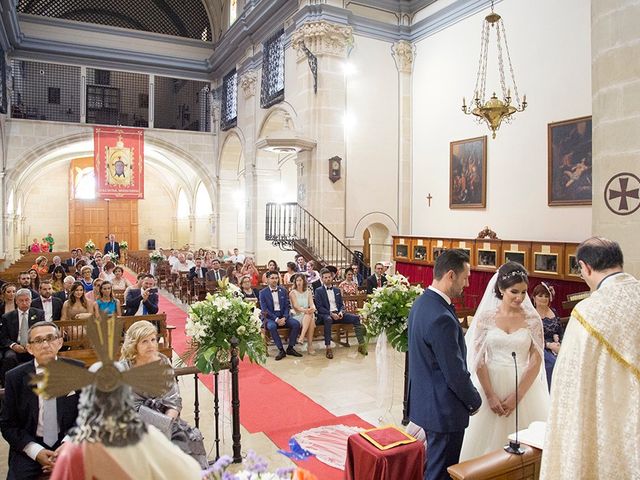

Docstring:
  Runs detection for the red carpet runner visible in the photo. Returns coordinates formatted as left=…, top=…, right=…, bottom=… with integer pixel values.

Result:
left=125, top=271, right=371, bottom=479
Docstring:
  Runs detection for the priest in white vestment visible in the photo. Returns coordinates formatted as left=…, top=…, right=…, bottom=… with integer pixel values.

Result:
left=541, top=237, right=640, bottom=479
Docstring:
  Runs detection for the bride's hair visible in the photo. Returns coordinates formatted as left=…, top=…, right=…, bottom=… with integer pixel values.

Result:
left=494, top=261, right=528, bottom=299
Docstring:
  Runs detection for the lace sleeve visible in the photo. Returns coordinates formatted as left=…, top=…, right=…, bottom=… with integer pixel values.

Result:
left=468, top=308, right=495, bottom=373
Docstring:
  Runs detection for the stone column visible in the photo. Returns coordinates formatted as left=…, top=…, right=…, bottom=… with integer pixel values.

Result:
left=392, top=40, right=415, bottom=235
left=171, top=216, right=178, bottom=249
left=188, top=214, right=196, bottom=248
left=591, top=0, right=640, bottom=276
left=291, top=21, right=354, bottom=241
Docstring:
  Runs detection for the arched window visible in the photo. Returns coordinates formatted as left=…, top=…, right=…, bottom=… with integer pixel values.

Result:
left=177, top=189, right=190, bottom=218
left=195, top=184, right=213, bottom=216
left=74, top=167, right=96, bottom=199
left=230, top=0, right=238, bottom=25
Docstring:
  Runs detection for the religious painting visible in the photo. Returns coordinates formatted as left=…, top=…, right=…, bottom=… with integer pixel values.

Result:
left=94, top=126, right=144, bottom=199
left=477, top=249, right=497, bottom=268
left=548, top=116, right=592, bottom=206
left=395, top=243, right=409, bottom=259
left=450, top=136, right=487, bottom=209
left=567, top=254, right=581, bottom=277
left=534, top=253, right=559, bottom=275
left=413, top=245, right=427, bottom=261
left=504, top=251, right=526, bottom=266
left=432, top=247, right=447, bottom=262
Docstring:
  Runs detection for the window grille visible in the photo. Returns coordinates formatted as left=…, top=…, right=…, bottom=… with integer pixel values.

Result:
left=0, top=49, right=6, bottom=114
left=16, top=0, right=212, bottom=41
left=86, top=68, right=148, bottom=127
left=10, top=60, right=80, bottom=122
left=220, top=70, right=237, bottom=131
left=154, top=76, right=211, bottom=132
left=261, top=29, right=285, bottom=109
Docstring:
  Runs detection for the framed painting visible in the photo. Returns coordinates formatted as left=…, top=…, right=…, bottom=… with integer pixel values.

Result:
left=477, top=249, right=497, bottom=269
left=548, top=116, right=592, bottom=206
left=450, top=136, right=487, bottom=209
left=534, top=253, right=559, bottom=275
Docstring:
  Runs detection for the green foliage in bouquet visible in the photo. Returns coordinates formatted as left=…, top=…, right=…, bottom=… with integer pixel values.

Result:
left=360, top=274, right=424, bottom=352
left=182, top=278, right=267, bottom=373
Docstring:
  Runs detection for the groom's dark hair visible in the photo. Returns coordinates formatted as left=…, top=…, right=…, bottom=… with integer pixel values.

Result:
left=576, top=237, right=623, bottom=271
left=434, top=249, right=470, bottom=280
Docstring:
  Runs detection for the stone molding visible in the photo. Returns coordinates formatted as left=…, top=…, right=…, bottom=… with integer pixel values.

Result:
left=391, top=40, right=415, bottom=74
left=239, top=69, right=259, bottom=99
left=291, top=21, right=354, bottom=61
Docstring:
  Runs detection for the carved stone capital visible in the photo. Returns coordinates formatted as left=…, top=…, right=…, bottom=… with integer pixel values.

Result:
left=392, top=40, right=415, bottom=74
left=291, top=21, right=354, bottom=61
left=239, top=69, right=258, bottom=99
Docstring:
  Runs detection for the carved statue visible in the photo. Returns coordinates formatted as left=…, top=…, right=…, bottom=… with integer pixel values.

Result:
left=477, top=226, right=498, bottom=239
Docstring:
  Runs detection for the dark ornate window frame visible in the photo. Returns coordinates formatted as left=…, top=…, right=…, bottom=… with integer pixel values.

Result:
left=220, top=69, right=238, bottom=131
left=260, top=29, right=285, bottom=109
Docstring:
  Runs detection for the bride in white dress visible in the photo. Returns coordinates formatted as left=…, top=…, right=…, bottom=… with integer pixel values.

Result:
left=460, top=262, right=549, bottom=461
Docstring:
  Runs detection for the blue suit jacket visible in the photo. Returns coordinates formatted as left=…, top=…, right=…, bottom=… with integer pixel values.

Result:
left=258, top=286, right=290, bottom=322
left=123, top=289, right=159, bottom=316
left=408, top=288, right=481, bottom=433
left=314, top=286, right=345, bottom=315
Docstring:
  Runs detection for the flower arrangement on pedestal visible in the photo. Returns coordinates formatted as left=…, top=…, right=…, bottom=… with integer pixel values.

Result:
left=120, top=240, right=128, bottom=250
left=149, top=250, right=164, bottom=263
left=84, top=239, right=96, bottom=253
left=360, top=274, right=424, bottom=352
left=203, top=451, right=317, bottom=480
left=183, top=278, right=267, bottom=373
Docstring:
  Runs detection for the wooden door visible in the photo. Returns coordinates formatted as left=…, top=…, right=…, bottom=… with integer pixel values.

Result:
left=69, top=158, right=139, bottom=251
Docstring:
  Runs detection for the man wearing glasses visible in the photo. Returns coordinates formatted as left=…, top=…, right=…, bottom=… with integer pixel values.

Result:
left=0, top=322, right=81, bottom=479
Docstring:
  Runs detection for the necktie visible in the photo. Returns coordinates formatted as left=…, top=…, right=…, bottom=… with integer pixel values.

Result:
left=42, top=398, right=58, bottom=447
left=19, top=312, right=29, bottom=346
left=43, top=298, right=52, bottom=303
left=377, top=277, right=382, bottom=287
left=111, top=242, right=114, bottom=251
left=216, top=271, right=220, bottom=281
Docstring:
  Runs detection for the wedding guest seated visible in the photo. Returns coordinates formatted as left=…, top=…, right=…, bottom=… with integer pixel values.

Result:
left=124, top=274, right=159, bottom=316
left=54, top=275, right=76, bottom=302
left=306, top=261, right=321, bottom=291
left=240, top=257, right=260, bottom=287
left=91, top=256, right=104, bottom=279
left=188, top=257, right=208, bottom=281
left=351, top=263, right=364, bottom=286
left=339, top=268, right=359, bottom=295
left=64, top=249, right=80, bottom=269
left=50, top=266, right=66, bottom=293
left=315, top=268, right=367, bottom=359
left=17, top=272, right=40, bottom=300
left=205, top=259, right=226, bottom=283
left=216, top=250, right=226, bottom=262
left=261, top=260, right=283, bottom=285
left=29, top=238, right=41, bottom=253
left=229, top=247, right=245, bottom=264
left=0, top=322, right=81, bottom=478
left=171, top=254, right=191, bottom=274
left=283, top=262, right=298, bottom=285
left=100, top=261, right=116, bottom=282
left=533, top=282, right=564, bottom=390
left=61, top=282, right=96, bottom=321
left=226, top=264, right=239, bottom=285
left=167, top=250, right=180, bottom=269
left=185, top=252, right=196, bottom=269
left=47, top=255, right=69, bottom=274
left=85, top=278, right=103, bottom=302
left=124, top=272, right=146, bottom=303
left=365, top=262, right=387, bottom=294
left=0, top=289, right=45, bottom=384
left=258, top=271, right=302, bottom=361
left=289, top=274, right=317, bottom=355
left=31, top=280, right=63, bottom=322
left=239, top=275, right=258, bottom=302
left=72, top=260, right=87, bottom=279
left=0, top=283, right=17, bottom=316
left=79, top=265, right=95, bottom=293
left=95, top=281, right=122, bottom=317
left=28, top=268, right=41, bottom=293
left=111, top=265, right=132, bottom=290
left=120, top=321, right=207, bottom=468
left=295, top=254, right=306, bottom=273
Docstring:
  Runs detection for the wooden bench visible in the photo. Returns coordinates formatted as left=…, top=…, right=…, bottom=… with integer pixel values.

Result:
left=55, top=313, right=174, bottom=365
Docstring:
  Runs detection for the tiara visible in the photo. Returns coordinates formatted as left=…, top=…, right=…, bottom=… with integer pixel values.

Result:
left=499, top=270, right=526, bottom=281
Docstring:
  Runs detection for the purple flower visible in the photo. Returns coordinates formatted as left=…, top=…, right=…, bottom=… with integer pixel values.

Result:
left=245, top=450, right=269, bottom=474
left=275, top=467, right=296, bottom=478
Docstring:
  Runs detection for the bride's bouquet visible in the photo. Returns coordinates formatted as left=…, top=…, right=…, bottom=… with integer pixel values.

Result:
left=360, top=274, right=423, bottom=352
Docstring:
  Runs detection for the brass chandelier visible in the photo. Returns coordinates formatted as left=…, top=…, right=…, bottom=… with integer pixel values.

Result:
left=462, top=1, right=526, bottom=138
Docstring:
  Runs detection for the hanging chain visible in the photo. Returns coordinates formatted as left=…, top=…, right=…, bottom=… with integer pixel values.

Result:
left=500, top=20, right=522, bottom=108
left=495, top=19, right=508, bottom=101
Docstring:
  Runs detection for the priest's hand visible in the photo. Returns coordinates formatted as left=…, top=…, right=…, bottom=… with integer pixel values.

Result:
left=487, top=393, right=505, bottom=416
left=501, top=393, right=517, bottom=417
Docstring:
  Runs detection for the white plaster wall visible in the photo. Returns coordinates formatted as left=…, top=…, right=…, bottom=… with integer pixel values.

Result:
left=411, top=0, right=592, bottom=242
left=138, top=168, right=175, bottom=250
left=345, top=35, right=399, bottom=240
left=22, top=162, right=69, bottom=250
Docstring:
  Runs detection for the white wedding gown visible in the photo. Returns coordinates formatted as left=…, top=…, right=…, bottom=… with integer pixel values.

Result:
left=460, top=327, right=549, bottom=461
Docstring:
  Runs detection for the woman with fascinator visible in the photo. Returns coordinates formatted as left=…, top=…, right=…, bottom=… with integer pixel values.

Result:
left=459, top=262, right=549, bottom=461
left=532, top=282, right=564, bottom=390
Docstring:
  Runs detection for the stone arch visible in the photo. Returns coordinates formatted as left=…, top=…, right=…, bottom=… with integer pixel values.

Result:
left=349, top=212, right=398, bottom=242
left=257, top=103, right=301, bottom=139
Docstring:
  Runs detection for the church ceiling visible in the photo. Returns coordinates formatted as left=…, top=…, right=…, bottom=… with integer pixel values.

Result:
left=16, top=0, right=220, bottom=41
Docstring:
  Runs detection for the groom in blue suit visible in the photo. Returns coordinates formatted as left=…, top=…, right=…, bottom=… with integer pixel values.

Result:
left=408, top=249, right=482, bottom=480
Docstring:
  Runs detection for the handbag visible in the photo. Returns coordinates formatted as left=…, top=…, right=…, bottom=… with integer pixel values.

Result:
left=138, top=405, right=173, bottom=439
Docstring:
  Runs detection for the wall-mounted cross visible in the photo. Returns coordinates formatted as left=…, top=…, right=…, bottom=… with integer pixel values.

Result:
left=426, top=193, right=433, bottom=206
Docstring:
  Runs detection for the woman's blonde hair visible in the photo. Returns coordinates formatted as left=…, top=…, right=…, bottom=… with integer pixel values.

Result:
left=80, top=265, right=93, bottom=275
left=120, top=320, right=158, bottom=362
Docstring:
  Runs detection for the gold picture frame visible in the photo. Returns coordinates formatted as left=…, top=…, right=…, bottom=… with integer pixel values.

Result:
left=567, top=254, right=581, bottom=277
left=477, top=248, right=497, bottom=269
left=534, top=252, right=559, bottom=275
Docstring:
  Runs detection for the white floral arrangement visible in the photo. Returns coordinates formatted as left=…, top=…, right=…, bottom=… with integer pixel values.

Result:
left=183, top=278, right=266, bottom=373
left=149, top=250, right=164, bottom=263
left=84, top=239, right=96, bottom=252
left=119, top=240, right=128, bottom=250
left=360, top=274, right=424, bottom=352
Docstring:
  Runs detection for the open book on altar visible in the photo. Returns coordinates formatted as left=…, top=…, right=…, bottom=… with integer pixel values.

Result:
left=508, top=421, right=546, bottom=450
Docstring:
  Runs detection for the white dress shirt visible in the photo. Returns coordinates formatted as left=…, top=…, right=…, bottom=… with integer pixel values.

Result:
left=40, top=298, right=53, bottom=322
left=271, top=289, right=281, bottom=312
left=428, top=285, right=452, bottom=305
left=326, top=286, right=338, bottom=312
